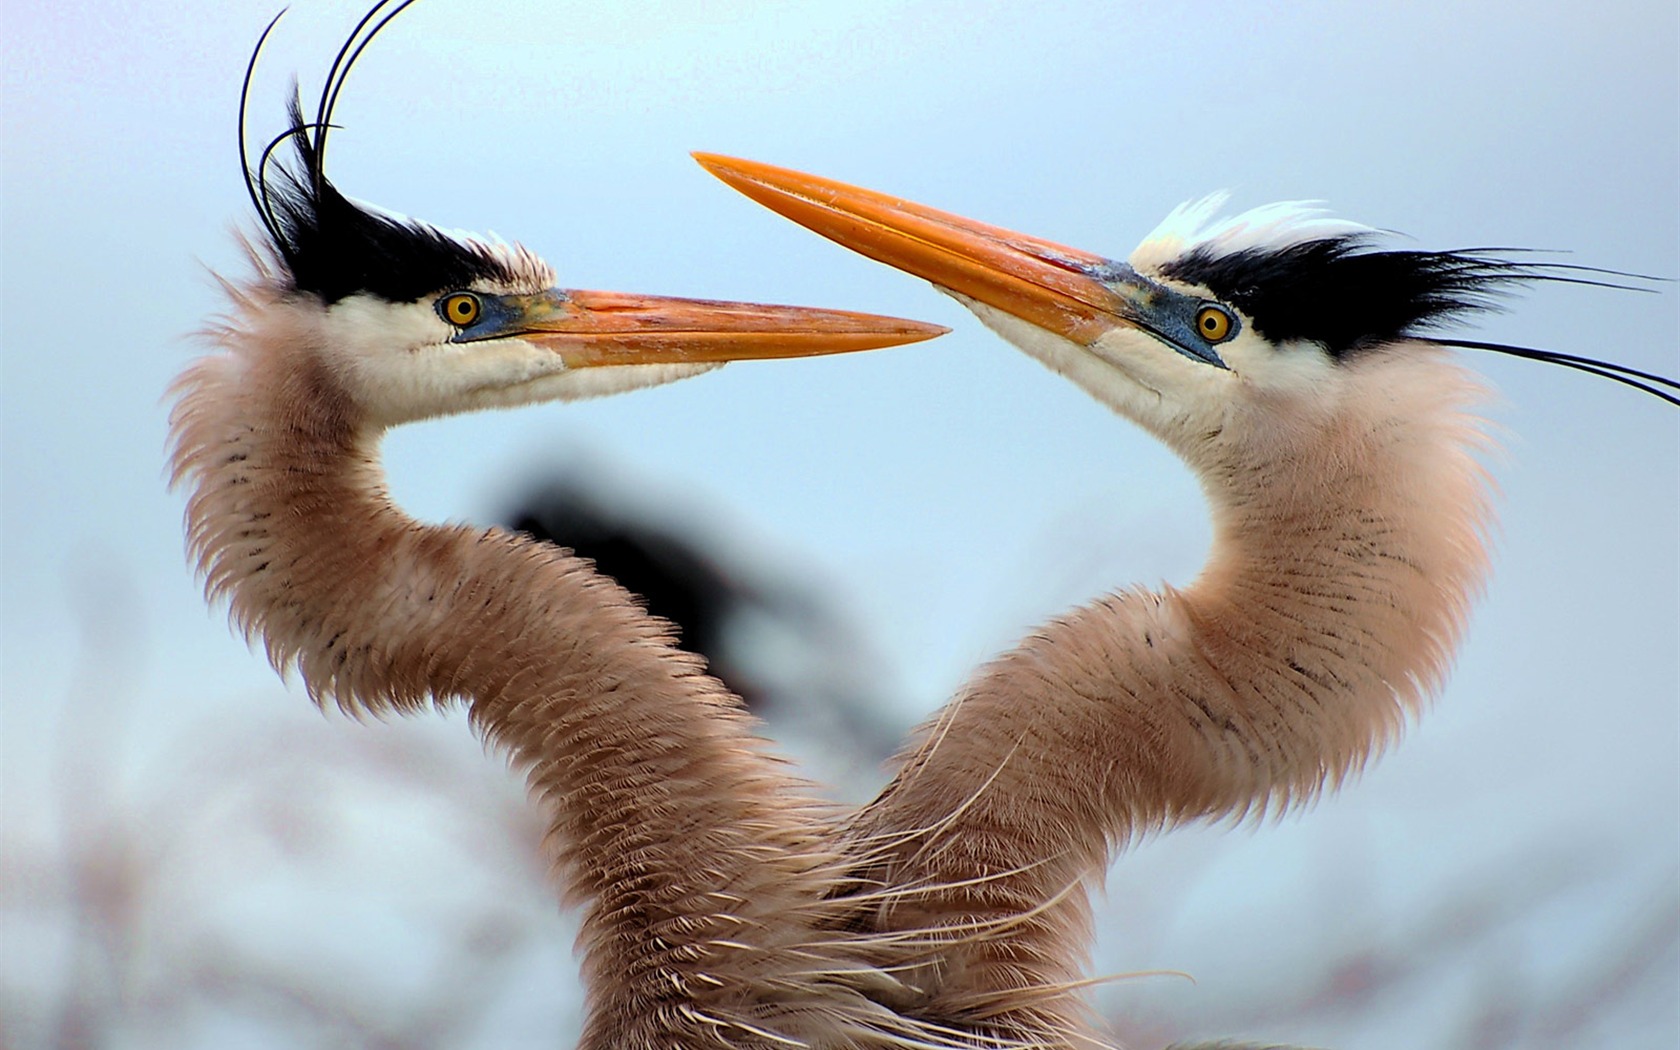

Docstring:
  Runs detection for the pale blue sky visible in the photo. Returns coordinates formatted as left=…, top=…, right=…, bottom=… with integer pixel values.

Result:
left=2, top=2, right=1676, bottom=1047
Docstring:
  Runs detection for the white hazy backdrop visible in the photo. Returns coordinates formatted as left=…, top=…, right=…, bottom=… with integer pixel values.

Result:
left=2, top=2, right=1675, bottom=1048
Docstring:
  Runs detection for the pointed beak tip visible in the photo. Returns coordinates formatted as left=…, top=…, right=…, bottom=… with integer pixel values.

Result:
left=691, top=151, right=737, bottom=178
left=692, top=152, right=781, bottom=196
left=846, top=318, right=950, bottom=352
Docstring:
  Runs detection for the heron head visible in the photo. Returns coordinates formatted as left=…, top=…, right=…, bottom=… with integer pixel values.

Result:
left=693, top=155, right=1671, bottom=474
left=232, top=22, right=944, bottom=430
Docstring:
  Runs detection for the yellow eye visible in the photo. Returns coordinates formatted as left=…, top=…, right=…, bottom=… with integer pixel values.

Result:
left=441, top=293, right=481, bottom=327
left=1195, top=304, right=1234, bottom=343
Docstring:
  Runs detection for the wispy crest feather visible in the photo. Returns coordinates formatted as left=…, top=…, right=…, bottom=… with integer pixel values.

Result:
left=238, top=1, right=518, bottom=303
left=1131, top=194, right=1372, bottom=271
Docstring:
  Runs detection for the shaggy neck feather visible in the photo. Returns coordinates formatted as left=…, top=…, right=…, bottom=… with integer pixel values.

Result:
left=168, top=292, right=912, bottom=1047
left=843, top=347, right=1494, bottom=1040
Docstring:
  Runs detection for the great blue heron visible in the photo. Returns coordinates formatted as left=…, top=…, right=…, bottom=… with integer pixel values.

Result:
left=693, top=154, right=1677, bottom=1045
left=166, top=6, right=961, bottom=1047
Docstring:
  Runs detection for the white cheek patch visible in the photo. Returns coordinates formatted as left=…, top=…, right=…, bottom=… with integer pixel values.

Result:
left=313, top=296, right=457, bottom=424
left=1226, top=336, right=1338, bottom=395
left=323, top=295, right=450, bottom=358
left=954, top=292, right=1232, bottom=443
left=315, top=296, right=572, bottom=424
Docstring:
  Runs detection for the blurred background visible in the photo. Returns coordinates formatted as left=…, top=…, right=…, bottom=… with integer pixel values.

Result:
left=2, top=1, right=1675, bottom=1047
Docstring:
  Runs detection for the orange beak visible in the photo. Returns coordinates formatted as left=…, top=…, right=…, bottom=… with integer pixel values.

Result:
left=494, top=288, right=947, bottom=368
left=692, top=153, right=1138, bottom=348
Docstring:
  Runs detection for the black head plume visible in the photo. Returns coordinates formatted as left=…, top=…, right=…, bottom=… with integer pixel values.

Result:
left=1162, top=234, right=1677, bottom=406
left=237, top=1, right=515, bottom=304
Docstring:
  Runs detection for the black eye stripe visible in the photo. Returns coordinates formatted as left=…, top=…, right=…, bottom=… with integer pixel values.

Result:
left=1161, top=238, right=1576, bottom=359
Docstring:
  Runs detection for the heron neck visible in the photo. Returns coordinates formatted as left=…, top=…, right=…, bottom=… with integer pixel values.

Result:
left=169, top=324, right=857, bottom=1042
left=843, top=350, right=1493, bottom=1032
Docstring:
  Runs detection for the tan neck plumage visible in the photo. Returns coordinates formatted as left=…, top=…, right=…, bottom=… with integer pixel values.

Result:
left=167, top=292, right=887, bottom=1047
left=845, top=348, right=1494, bottom=1040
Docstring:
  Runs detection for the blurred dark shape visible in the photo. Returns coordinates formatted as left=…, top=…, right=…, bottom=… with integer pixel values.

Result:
left=503, top=476, right=901, bottom=769
left=507, top=479, right=767, bottom=712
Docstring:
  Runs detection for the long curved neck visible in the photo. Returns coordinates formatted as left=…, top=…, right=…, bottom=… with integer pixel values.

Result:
left=844, top=351, right=1493, bottom=1039
left=169, top=304, right=866, bottom=1046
